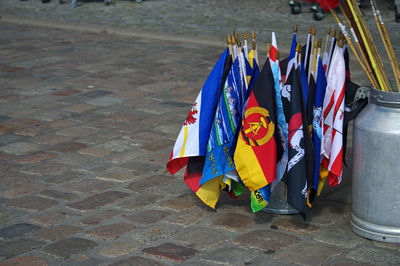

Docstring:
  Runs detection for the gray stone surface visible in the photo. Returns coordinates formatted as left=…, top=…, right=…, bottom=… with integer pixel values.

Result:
left=0, top=1, right=399, bottom=264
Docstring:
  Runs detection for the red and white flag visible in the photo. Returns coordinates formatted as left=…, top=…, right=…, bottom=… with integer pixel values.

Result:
left=321, top=45, right=345, bottom=187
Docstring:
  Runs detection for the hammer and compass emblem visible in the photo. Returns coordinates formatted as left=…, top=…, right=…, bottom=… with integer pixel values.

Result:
left=242, top=107, right=275, bottom=146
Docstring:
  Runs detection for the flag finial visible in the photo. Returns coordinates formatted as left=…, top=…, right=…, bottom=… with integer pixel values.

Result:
left=332, top=28, right=336, bottom=38
left=243, top=31, right=247, bottom=40
left=313, top=27, right=316, bottom=36
left=327, top=25, right=331, bottom=35
left=294, top=24, right=297, bottom=33
left=308, top=26, right=312, bottom=34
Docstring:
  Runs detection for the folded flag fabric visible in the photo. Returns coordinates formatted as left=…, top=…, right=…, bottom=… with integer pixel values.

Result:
left=167, top=48, right=231, bottom=175
left=234, top=58, right=283, bottom=192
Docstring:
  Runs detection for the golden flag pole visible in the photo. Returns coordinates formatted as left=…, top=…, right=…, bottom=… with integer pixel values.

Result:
left=329, top=6, right=380, bottom=89
left=251, top=29, right=258, bottom=64
left=347, top=0, right=391, bottom=91
left=338, top=3, right=377, bottom=85
left=243, top=31, right=248, bottom=49
left=226, top=34, right=235, bottom=62
left=370, top=0, right=400, bottom=91
left=323, top=26, right=331, bottom=59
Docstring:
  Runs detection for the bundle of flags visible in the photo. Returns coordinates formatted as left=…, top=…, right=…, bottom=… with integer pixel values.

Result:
left=167, top=26, right=353, bottom=219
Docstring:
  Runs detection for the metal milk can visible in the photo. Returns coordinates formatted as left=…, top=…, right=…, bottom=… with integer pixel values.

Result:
left=351, top=87, right=400, bottom=243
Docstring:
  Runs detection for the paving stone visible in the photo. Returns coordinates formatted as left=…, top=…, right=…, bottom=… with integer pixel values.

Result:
left=5, top=196, right=58, bottom=211
left=96, top=167, right=136, bottom=182
left=13, top=125, right=49, bottom=137
left=0, top=124, right=17, bottom=135
left=60, top=179, right=114, bottom=193
left=63, top=103, right=97, bottom=113
left=66, top=191, right=130, bottom=211
left=76, top=130, right=124, bottom=146
left=308, top=200, right=351, bottom=226
left=0, top=256, right=50, bottom=266
left=86, top=223, right=135, bottom=241
left=34, top=225, right=83, bottom=241
left=197, top=246, right=260, bottom=265
left=117, top=192, right=162, bottom=210
left=117, top=161, right=157, bottom=176
left=145, top=149, right=171, bottom=165
left=46, top=119, right=77, bottom=130
left=20, top=161, right=69, bottom=176
left=274, top=243, right=343, bottom=266
left=0, top=142, right=43, bottom=156
left=29, top=135, right=72, bottom=146
left=79, top=209, right=122, bottom=226
left=270, top=219, right=320, bottom=234
left=53, top=142, right=87, bottom=153
left=0, top=238, right=45, bottom=259
left=39, top=189, right=79, bottom=201
left=313, top=227, right=366, bottom=249
left=80, top=90, right=112, bottom=98
left=126, top=175, right=175, bottom=192
left=140, top=139, right=174, bottom=152
left=86, top=96, right=122, bottom=107
left=41, top=237, right=98, bottom=259
left=105, top=112, right=146, bottom=123
left=165, top=208, right=211, bottom=228
left=45, top=171, right=81, bottom=184
left=1, top=183, right=48, bottom=199
left=61, top=255, right=103, bottom=266
left=123, top=210, right=172, bottom=225
left=0, top=223, right=41, bottom=240
left=78, top=146, right=112, bottom=157
left=159, top=193, right=199, bottom=211
left=108, top=150, right=138, bottom=164
left=14, top=152, right=55, bottom=164
left=176, top=226, right=228, bottom=249
left=96, top=139, right=137, bottom=152
left=0, top=134, right=24, bottom=145
left=211, top=213, right=255, bottom=233
left=109, top=256, right=166, bottom=266
left=56, top=126, right=99, bottom=137
left=52, top=89, right=81, bottom=96
left=30, top=210, right=80, bottom=227
left=142, top=243, right=199, bottom=263
left=346, top=246, right=400, bottom=265
left=0, top=115, right=11, bottom=122
left=99, top=241, right=139, bottom=258
left=234, top=230, right=300, bottom=252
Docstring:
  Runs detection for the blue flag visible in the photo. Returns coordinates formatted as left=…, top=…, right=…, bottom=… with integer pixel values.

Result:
left=200, top=57, right=246, bottom=186
left=312, top=56, right=327, bottom=190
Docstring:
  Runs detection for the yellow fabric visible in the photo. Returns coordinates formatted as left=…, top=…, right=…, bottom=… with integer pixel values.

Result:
left=195, top=175, right=225, bottom=209
left=179, top=126, right=188, bottom=157
left=317, top=166, right=329, bottom=196
left=234, top=133, right=268, bottom=191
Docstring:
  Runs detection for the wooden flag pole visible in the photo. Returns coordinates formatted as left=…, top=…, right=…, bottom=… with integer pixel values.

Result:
left=323, top=26, right=331, bottom=59
left=267, top=42, right=271, bottom=58
left=344, top=0, right=387, bottom=91
left=308, top=27, right=317, bottom=83
left=339, top=3, right=376, bottom=82
left=226, top=34, right=235, bottom=62
left=370, top=0, right=400, bottom=91
left=349, top=0, right=392, bottom=91
left=329, top=6, right=380, bottom=89
left=297, top=43, right=302, bottom=66
left=350, top=0, right=391, bottom=86
left=243, top=31, right=248, bottom=49
left=251, top=29, right=258, bottom=63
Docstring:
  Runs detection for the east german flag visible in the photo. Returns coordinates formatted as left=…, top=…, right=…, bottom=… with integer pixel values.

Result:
left=234, top=58, right=283, bottom=191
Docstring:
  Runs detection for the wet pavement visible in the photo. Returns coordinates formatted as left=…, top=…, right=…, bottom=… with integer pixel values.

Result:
left=1, top=0, right=400, bottom=265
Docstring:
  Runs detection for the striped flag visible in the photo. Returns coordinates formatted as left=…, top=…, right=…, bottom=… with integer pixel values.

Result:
left=321, top=45, right=346, bottom=187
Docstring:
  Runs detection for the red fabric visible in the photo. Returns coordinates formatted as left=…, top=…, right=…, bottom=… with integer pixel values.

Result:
left=304, top=0, right=339, bottom=12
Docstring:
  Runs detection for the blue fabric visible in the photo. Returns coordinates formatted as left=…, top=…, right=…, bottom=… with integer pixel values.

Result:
left=198, top=48, right=230, bottom=156
left=312, top=58, right=327, bottom=190
left=200, top=58, right=245, bottom=186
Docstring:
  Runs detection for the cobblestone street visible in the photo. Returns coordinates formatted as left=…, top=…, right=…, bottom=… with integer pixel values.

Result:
left=1, top=0, right=400, bottom=265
